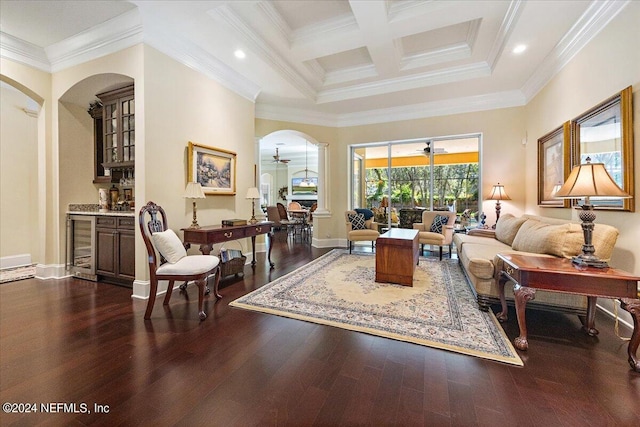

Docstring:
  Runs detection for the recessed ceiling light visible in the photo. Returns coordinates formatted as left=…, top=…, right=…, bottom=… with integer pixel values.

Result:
left=234, top=49, right=246, bottom=59
left=512, top=44, right=527, bottom=54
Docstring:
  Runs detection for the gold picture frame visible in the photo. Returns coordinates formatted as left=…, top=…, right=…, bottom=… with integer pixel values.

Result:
left=537, top=122, right=571, bottom=208
left=187, top=142, right=236, bottom=195
left=570, top=86, right=634, bottom=211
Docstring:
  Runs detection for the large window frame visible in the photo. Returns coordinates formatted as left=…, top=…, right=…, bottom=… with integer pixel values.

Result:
left=349, top=134, right=481, bottom=228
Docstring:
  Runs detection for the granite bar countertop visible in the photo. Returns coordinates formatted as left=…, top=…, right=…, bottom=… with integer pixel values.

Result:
left=67, top=203, right=135, bottom=217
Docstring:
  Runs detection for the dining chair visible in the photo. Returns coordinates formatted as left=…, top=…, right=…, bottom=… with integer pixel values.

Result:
left=139, top=201, right=221, bottom=320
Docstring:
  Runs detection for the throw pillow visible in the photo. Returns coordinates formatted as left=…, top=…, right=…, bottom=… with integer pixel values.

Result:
left=495, top=213, right=527, bottom=246
left=430, top=215, right=449, bottom=234
left=511, top=220, right=569, bottom=257
left=151, top=229, right=187, bottom=263
left=354, top=208, right=374, bottom=220
left=348, top=213, right=367, bottom=230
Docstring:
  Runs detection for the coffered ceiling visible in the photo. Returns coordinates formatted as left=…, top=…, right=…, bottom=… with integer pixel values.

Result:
left=0, top=1, right=629, bottom=127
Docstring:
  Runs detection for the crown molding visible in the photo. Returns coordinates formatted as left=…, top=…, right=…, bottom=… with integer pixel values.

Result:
left=486, top=0, right=524, bottom=71
left=400, top=42, right=471, bottom=71
left=143, top=21, right=261, bottom=102
left=316, top=61, right=490, bottom=104
left=323, top=63, right=378, bottom=86
left=46, top=8, right=143, bottom=73
left=336, top=90, right=526, bottom=127
left=290, top=13, right=359, bottom=46
left=521, top=0, right=630, bottom=102
left=255, top=103, right=338, bottom=127
left=0, top=31, right=51, bottom=72
left=255, top=1, right=293, bottom=44
left=256, top=89, right=525, bottom=128
left=208, top=4, right=317, bottom=101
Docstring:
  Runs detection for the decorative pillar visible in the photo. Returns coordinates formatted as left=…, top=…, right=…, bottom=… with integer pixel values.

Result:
left=315, top=142, right=329, bottom=215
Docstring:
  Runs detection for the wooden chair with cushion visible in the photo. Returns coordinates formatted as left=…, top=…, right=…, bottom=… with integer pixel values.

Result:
left=266, top=206, right=283, bottom=230
left=288, top=201, right=302, bottom=211
left=139, top=201, right=221, bottom=321
left=412, top=210, right=457, bottom=260
left=345, top=210, right=379, bottom=253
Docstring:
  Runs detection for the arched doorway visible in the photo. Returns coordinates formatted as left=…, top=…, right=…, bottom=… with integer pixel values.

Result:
left=258, top=130, right=327, bottom=214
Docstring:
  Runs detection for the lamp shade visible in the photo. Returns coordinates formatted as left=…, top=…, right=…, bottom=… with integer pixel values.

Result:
left=184, top=182, right=205, bottom=199
left=554, top=158, right=630, bottom=199
left=245, top=187, right=260, bottom=199
left=487, top=183, right=511, bottom=201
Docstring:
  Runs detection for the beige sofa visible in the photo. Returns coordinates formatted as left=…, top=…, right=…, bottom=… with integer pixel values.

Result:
left=453, top=213, right=619, bottom=315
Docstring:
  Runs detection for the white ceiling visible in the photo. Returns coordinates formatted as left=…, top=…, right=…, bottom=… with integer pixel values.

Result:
left=0, top=0, right=628, bottom=161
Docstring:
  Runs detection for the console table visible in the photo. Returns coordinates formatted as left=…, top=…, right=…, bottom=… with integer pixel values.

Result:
left=182, top=221, right=275, bottom=268
left=496, top=253, right=640, bottom=372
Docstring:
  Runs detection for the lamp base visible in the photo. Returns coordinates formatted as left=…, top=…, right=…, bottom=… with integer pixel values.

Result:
left=573, top=203, right=607, bottom=268
left=571, top=255, right=608, bottom=269
left=188, top=221, right=201, bottom=229
left=248, top=217, right=258, bottom=224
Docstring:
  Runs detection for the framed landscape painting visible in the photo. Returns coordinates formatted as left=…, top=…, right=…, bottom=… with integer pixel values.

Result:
left=188, top=142, right=236, bottom=195
left=537, top=122, right=570, bottom=207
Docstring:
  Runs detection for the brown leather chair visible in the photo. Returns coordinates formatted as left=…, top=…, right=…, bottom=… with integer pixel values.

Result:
left=412, top=210, right=457, bottom=260
left=139, top=201, right=221, bottom=320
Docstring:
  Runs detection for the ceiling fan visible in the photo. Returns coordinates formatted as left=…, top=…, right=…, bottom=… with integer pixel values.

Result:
left=272, top=147, right=290, bottom=164
left=419, top=141, right=447, bottom=155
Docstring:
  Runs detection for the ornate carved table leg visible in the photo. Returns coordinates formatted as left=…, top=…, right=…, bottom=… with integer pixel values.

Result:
left=581, top=296, right=599, bottom=336
left=199, top=243, right=213, bottom=255
left=620, top=298, right=640, bottom=372
left=212, top=266, right=222, bottom=300
left=496, top=272, right=509, bottom=322
left=267, top=230, right=275, bottom=268
left=513, top=283, right=536, bottom=351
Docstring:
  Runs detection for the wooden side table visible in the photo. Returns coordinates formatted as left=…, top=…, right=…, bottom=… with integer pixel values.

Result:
left=375, top=228, right=419, bottom=286
left=496, top=253, right=640, bottom=372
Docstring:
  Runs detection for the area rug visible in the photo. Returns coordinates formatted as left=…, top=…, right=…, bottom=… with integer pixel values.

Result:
left=230, top=249, right=522, bottom=366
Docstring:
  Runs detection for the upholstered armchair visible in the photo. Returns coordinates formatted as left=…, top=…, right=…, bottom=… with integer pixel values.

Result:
left=345, top=210, right=380, bottom=253
left=412, top=211, right=457, bottom=260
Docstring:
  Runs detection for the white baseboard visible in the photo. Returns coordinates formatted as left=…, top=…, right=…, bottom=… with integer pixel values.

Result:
left=35, top=263, right=68, bottom=280
left=1, top=254, right=32, bottom=269
left=597, top=301, right=633, bottom=330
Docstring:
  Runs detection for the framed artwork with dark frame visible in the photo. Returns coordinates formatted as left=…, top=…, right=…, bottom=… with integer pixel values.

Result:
left=187, top=142, right=237, bottom=195
left=538, top=122, right=571, bottom=207
left=570, top=86, right=634, bottom=211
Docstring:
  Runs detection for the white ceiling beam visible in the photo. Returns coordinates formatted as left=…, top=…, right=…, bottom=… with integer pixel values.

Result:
left=348, top=0, right=400, bottom=77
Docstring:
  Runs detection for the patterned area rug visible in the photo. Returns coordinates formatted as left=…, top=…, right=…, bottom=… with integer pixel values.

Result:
left=230, top=249, right=522, bottom=366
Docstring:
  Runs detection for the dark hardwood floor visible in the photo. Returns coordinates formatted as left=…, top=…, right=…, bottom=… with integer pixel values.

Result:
left=1, top=231, right=639, bottom=426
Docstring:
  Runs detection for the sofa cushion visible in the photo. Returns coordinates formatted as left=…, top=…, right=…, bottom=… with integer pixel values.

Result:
left=511, top=220, right=570, bottom=257
left=460, top=241, right=512, bottom=279
left=495, top=213, right=527, bottom=246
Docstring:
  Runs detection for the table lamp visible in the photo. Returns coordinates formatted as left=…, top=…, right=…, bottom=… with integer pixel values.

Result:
left=184, top=182, right=206, bottom=229
left=246, top=187, right=260, bottom=224
left=554, top=157, right=630, bottom=268
left=487, top=183, right=511, bottom=228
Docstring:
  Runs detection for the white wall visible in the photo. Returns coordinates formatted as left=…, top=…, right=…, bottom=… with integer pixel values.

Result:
left=525, top=2, right=640, bottom=275
left=0, top=84, right=39, bottom=265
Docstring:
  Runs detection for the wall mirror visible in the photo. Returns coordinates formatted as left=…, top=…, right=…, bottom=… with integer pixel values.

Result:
left=571, top=86, right=634, bottom=211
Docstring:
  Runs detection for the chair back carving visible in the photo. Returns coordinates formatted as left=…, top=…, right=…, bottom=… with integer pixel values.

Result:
left=139, top=201, right=169, bottom=273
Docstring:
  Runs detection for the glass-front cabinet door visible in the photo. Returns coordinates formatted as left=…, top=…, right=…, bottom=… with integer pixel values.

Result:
left=97, top=84, right=135, bottom=170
